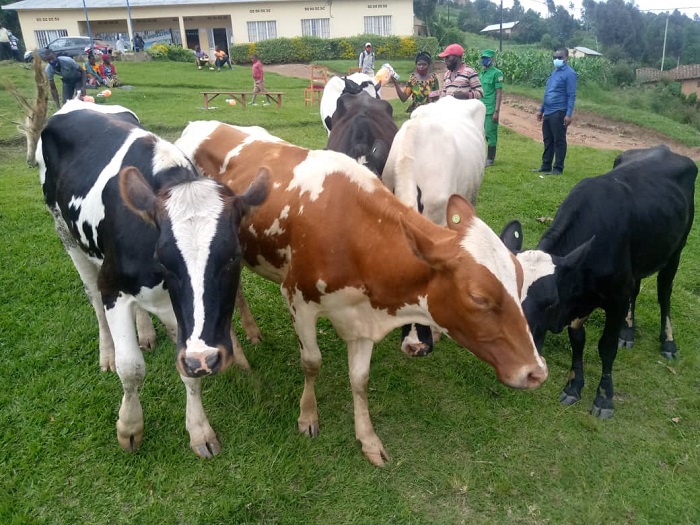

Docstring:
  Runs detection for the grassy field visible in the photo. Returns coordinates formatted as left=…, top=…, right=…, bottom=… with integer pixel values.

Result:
left=1, top=60, right=699, bottom=524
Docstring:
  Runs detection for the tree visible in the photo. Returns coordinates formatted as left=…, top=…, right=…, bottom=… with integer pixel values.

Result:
left=415, top=0, right=439, bottom=35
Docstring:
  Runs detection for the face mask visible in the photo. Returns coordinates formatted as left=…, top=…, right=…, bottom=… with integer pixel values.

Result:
left=553, top=59, right=564, bottom=68
left=481, top=58, right=492, bottom=67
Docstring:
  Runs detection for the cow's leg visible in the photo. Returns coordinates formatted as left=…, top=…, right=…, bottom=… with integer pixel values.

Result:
left=292, top=303, right=322, bottom=438
left=560, top=319, right=586, bottom=405
left=135, top=306, right=156, bottom=350
left=180, top=375, right=221, bottom=458
left=400, top=323, right=434, bottom=357
left=236, top=286, right=262, bottom=343
left=229, top=327, right=251, bottom=371
left=591, top=302, right=627, bottom=419
left=618, top=280, right=640, bottom=349
left=348, top=338, right=389, bottom=466
left=55, top=227, right=115, bottom=372
left=105, top=296, right=145, bottom=452
left=657, top=251, right=682, bottom=359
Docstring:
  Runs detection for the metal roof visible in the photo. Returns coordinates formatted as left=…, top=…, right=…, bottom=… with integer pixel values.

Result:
left=480, top=21, right=519, bottom=32
left=573, top=46, right=603, bottom=56
left=2, top=0, right=271, bottom=10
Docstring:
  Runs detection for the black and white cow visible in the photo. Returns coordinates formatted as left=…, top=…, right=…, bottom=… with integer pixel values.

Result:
left=501, top=145, right=697, bottom=418
left=37, top=100, right=267, bottom=457
left=320, top=73, right=380, bottom=134
left=326, top=92, right=398, bottom=177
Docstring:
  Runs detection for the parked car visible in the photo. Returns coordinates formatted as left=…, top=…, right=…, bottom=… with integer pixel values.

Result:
left=24, top=36, right=109, bottom=62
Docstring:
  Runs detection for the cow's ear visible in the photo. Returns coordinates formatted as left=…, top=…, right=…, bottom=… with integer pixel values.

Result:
left=240, top=168, right=269, bottom=209
left=444, top=194, right=476, bottom=233
left=334, top=95, right=349, bottom=120
left=500, top=220, right=523, bottom=252
left=555, top=237, right=594, bottom=296
left=399, top=214, right=447, bottom=270
left=119, top=166, right=156, bottom=225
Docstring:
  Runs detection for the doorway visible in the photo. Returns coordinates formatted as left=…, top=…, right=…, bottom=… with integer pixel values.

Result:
left=185, top=29, right=199, bottom=50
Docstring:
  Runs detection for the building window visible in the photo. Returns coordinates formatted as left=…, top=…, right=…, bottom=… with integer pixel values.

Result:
left=35, top=29, right=68, bottom=48
left=301, top=18, right=330, bottom=38
left=364, top=15, right=392, bottom=36
left=247, top=21, right=277, bottom=42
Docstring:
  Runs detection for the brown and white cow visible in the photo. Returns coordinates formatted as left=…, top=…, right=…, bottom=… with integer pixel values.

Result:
left=176, top=122, right=547, bottom=466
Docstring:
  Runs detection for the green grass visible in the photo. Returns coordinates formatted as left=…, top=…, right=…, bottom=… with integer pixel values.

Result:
left=1, top=61, right=699, bottom=524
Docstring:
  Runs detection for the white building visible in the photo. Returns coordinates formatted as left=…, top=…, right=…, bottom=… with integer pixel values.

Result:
left=2, top=0, right=414, bottom=54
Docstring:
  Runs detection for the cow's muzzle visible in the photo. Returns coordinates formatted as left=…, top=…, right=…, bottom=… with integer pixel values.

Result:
left=176, top=344, right=233, bottom=377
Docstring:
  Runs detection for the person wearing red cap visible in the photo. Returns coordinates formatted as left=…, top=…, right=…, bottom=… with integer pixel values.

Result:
left=437, top=43, right=483, bottom=100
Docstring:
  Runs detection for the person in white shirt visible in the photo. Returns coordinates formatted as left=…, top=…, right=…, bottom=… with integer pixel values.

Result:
left=358, top=42, right=375, bottom=76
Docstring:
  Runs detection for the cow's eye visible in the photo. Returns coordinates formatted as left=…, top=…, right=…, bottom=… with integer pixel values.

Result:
left=469, top=294, right=489, bottom=307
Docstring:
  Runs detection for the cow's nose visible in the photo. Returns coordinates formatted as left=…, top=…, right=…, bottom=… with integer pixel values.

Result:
left=181, top=352, right=221, bottom=377
left=525, top=363, right=548, bottom=389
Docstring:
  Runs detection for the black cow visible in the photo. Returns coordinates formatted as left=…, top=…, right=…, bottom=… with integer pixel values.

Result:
left=38, top=100, right=267, bottom=457
left=501, top=145, right=697, bottom=418
left=326, top=92, right=398, bottom=177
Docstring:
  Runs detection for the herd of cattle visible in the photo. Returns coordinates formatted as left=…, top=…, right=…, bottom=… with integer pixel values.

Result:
left=34, top=73, right=697, bottom=465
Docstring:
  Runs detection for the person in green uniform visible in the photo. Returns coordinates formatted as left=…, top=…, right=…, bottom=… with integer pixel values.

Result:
left=478, top=49, right=504, bottom=167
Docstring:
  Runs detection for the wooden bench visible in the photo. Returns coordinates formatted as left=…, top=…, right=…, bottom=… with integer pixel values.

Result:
left=201, top=91, right=284, bottom=110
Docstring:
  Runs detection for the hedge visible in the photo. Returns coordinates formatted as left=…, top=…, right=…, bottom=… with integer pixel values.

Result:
left=229, top=35, right=439, bottom=64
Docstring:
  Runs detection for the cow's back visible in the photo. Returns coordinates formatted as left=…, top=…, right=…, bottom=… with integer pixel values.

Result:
left=539, top=146, right=697, bottom=279
left=383, top=97, right=486, bottom=225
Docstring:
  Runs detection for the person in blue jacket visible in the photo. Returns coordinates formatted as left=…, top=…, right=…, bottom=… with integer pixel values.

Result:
left=532, top=47, right=577, bottom=175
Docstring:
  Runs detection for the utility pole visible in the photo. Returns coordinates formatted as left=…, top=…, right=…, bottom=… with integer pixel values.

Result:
left=81, top=0, right=93, bottom=43
left=126, top=0, right=135, bottom=48
left=499, top=0, right=503, bottom=52
left=661, top=15, right=669, bottom=71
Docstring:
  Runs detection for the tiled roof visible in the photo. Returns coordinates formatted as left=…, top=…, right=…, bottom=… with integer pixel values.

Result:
left=637, top=64, right=700, bottom=82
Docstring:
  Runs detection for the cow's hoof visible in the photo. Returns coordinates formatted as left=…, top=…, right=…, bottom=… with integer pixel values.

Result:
left=660, top=341, right=678, bottom=360
left=361, top=442, right=390, bottom=467
left=298, top=420, right=320, bottom=438
left=618, top=326, right=634, bottom=348
left=559, top=390, right=581, bottom=406
left=590, top=403, right=614, bottom=419
left=117, top=427, right=143, bottom=453
left=191, top=438, right=221, bottom=458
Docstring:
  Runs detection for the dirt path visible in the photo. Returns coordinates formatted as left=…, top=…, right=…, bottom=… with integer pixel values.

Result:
left=266, top=63, right=700, bottom=161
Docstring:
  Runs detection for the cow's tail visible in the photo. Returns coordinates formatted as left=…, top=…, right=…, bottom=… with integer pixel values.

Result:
left=6, top=52, right=49, bottom=167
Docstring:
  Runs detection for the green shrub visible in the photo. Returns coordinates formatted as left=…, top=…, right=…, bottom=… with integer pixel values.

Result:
left=228, top=35, right=438, bottom=64
left=146, top=43, right=194, bottom=63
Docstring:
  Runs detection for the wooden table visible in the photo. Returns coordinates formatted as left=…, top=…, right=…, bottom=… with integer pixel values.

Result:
left=200, top=91, right=284, bottom=110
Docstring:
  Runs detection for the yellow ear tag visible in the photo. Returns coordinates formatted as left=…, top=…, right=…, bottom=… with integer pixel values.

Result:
left=451, top=214, right=461, bottom=224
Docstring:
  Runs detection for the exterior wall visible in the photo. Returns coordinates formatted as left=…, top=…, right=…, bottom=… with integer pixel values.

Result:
left=679, top=78, right=700, bottom=96
left=14, top=0, right=414, bottom=50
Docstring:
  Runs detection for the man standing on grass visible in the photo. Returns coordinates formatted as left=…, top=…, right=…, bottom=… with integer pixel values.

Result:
left=532, top=47, right=577, bottom=176
left=478, top=49, right=503, bottom=167
left=249, top=54, right=269, bottom=106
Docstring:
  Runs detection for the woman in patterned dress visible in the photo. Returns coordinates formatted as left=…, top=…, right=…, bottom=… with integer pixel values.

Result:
left=392, top=51, right=440, bottom=114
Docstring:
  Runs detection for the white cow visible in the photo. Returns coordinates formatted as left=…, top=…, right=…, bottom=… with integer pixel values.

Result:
left=382, top=96, right=487, bottom=355
left=382, top=96, right=487, bottom=225
left=320, top=73, right=380, bottom=134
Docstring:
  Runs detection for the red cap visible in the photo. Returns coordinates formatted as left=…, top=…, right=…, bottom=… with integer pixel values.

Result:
left=437, top=43, right=465, bottom=58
